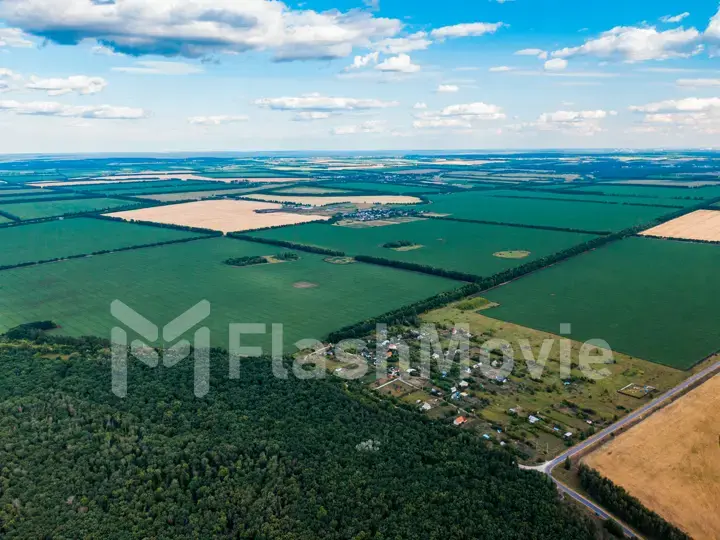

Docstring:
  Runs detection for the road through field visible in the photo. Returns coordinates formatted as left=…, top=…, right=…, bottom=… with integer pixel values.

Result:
left=525, top=357, right=720, bottom=538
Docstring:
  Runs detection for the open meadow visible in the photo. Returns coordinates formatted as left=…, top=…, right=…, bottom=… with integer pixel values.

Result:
left=584, top=374, right=720, bottom=540
left=0, top=237, right=460, bottom=350
left=107, top=199, right=331, bottom=233
left=484, top=236, right=720, bottom=369
left=250, top=219, right=598, bottom=277
left=0, top=217, right=208, bottom=268
left=0, top=198, right=142, bottom=221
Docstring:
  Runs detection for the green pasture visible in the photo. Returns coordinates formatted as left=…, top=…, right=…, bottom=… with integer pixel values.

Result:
left=491, top=190, right=690, bottom=207
left=72, top=180, right=220, bottom=195
left=320, top=181, right=443, bottom=194
left=415, top=191, right=675, bottom=232
left=0, top=218, right=207, bottom=268
left=569, top=184, right=720, bottom=201
left=0, top=237, right=459, bottom=349
left=484, top=236, right=720, bottom=369
left=0, top=198, right=141, bottom=220
left=251, top=219, right=598, bottom=278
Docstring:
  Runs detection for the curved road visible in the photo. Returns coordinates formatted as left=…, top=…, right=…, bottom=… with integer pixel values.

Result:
left=530, top=359, right=720, bottom=538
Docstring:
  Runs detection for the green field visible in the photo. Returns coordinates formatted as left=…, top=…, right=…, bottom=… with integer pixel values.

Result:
left=492, top=190, right=690, bottom=207
left=72, top=180, right=221, bottom=195
left=416, top=191, right=675, bottom=232
left=251, top=219, right=598, bottom=277
left=0, top=188, right=51, bottom=198
left=0, top=237, right=459, bottom=349
left=484, top=236, right=720, bottom=369
left=0, top=218, right=208, bottom=268
left=0, top=198, right=141, bottom=220
left=569, top=184, right=720, bottom=201
left=321, top=181, right=443, bottom=194
left=0, top=193, right=93, bottom=204
left=0, top=216, right=11, bottom=224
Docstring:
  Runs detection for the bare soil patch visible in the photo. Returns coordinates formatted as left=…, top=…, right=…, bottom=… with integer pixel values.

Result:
left=325, top=257, right=355, bottom=265
left=105, top=199, right=330, bottom=233
left=640, top=210, right=720, bottom=242
left=391, top=244, right=424, bottom=252
left=293, top=281, right=318, bottom=289
left=244, top=194, right=423, bottom=206
left=584, top=375, right=720, bottom=540
left=493, top=250, right=531, bottom=259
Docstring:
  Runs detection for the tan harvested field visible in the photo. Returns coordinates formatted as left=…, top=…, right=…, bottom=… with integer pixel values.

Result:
left=138, top=188, right=264, bottom=202
left=640, top=210, right=720, bottom=242
left=105, top=199, right=330, bottom=233
left=244, top=194, right=423, bottom=206
left=584, top=375, right=720, bottom=540
left=31, top=178, right=176, bottom=187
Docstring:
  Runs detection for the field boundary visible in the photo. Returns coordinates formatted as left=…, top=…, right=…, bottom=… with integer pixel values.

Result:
left=491, top=193, right=685, bottom=209
left=427, top=215, right=611, bottom=236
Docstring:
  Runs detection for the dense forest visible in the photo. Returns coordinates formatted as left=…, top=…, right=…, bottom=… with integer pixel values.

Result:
left=0, top=334, right=606, bottom=539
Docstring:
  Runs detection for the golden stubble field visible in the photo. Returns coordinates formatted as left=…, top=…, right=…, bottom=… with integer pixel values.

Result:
left=584, top=374, right=720, bottom=540
left=640, top=209, right=720, bottom=242
left=106, top=199, right=330, bottom=233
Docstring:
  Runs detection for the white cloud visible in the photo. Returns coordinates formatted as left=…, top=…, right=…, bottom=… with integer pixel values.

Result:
left=0, top=0, right=402, bottom=61
left=414, top=101, right=506, bottom=129
left=25, top=75, right=107, bottom=96
left=676, top=78, right=720, bottom=87
left=629, top=97, right=720, bottom=135
left=255, top=93, right=399, bottom=112
left=0, top=27, right=33, bottom=48
left=544, top=58, right=568, bottom=71
left=0, top=69, right=22, bottom=92
left=347, top=52, right=379, bottom=70
left=112, top=61, right=204, bottom=75
left=332, top=120, right=385, bottom=135
left=375, top=53, right=420, bottom=73
left=188, top=115, right=248, bottom=126
left=552, top=25, right=702, bottom=62
left=92, top=44, right=124, bottom=56
left=661, top=12, right=690, bottom=24
left=414, top=117, right=472, bottom=129
left=372, top=32, right=431, bottom=54
left=437, top=84, right=459, bottom=93
left=629, top=97, right=720, bottom=113
left=293, top=111, right=332, bottom=121
left=413, top=102, right=428, bottom=109
left=431, top=22, right=504, bottom=40
left=514, top=48, right=548, bottom=60
left=513, top=109, right=616, bottom=136
left=0, top=100, right=147, bottom=119
left=489, top=66, right=514, bottom=72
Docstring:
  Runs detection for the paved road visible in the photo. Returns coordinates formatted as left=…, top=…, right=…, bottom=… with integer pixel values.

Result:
left=534, top=359, right=720, bottom=538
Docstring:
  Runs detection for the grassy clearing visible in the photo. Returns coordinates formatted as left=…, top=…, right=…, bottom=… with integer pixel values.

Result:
left=422, top=303, right=687, bottom=463
left=250, top=219, right=598, bottom=277
left=0, top=198, right=142, bottom=220
left=414, top=191, right=674, bottom=231
left=0, top=218, right=207, bottom=268
left=484, top=236, right=720, bottom=369
left=0, top=237, right=459, bottom=349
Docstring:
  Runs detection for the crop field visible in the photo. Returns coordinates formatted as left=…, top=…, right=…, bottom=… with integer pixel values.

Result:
left=0, top=198, right=142, bottom=221
left=245, top=194, right=423, bottom=206
left=108, top=199, right=330, bottom=233
left=568, top=184, right=720, bottom=201
left=584, top=374, right=720, bottom=540
left=415, top=191, right=675, bottom=232
left=139, top=187, right=267, bottom=202
left=320, top=181, right=444, bottom=194
left=0, top=193, right=93, bottom=204
left=0, top=215, right=11, bottom=224
left=494, top=190, right=690, bottom=207
left=70, top=180, right=221, bottom=194
left=250, top=219, right=598, bottom=277
left=640, top=210, right=720, bottom=242
left=0, top=188, right=52, bottom=198
left=484, top=236, right=720, bottom=369
left=0, top=218, right=207, bottom=268
left=0, top=237, right=459, bottom=349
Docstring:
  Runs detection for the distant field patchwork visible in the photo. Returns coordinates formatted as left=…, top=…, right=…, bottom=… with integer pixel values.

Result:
left=0, top=237, right=460, bottom=349
left=484, top=236, right=720, bottom=369
left=320, top=182, right=444, bottom=194
left=416, top=191, right=675, bottom=232
left=0, top=218, right=208, bottom=268
left=250, top=219, right=598, bottom=278
left=0, top=198, right=142, bottom=220
left=569, top=184, right=720, bottom=201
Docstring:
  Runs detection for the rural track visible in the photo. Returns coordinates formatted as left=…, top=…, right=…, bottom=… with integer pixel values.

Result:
left=524, top=358, right=720, bottom=539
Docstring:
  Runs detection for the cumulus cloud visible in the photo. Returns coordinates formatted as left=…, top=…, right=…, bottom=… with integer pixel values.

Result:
left=629, top=97, right=720, bottom=134
left=0, top=0, right=402, bottom=61
left=513, top=109, right=616, bottom=135
left=347, top=52, right=379, bottom=70
left=25, top=75, right=107, bottom=96
left=661, top=12, right=690, bottom=24
left=188, top=115, right=248, bottom=125
left=551, top=25, right=702, bottom=62
left=431, top=22, right=504, bottom=40
left=113, top=61, right=203, bottom=75
left=676, top=78, right=720, bottom=87
left=514, top=48, right=548, bottom=60
left=544, top=58, right=568, bottom=71
left=0, top=27, right=33, bottom=48
left=372, top=32, right=431, bottom=54
left=255, top=93, right=399, bottom=112
left=375, top=53, right=420, bottom=73
left=332, top=120, right=385, bottom=135
left=0, top=100, right=146, bottom=119
left=437, top=84, right=459, bottom=93
left=629, top=97, right=720, bottom=113
left=414, top=101, right=506, bottom=129
left=0, top=69, right=22, bottom=92
left=293, top=111, right=332, bottom=121
left=413, top=102, right=428, bottom=109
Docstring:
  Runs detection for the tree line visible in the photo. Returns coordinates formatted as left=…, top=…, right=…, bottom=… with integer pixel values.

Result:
left=493, top=194, right=684, bottom=210
left=228, top=233, right=345, bottom=256
left=92, top=214, right=223, bottom=236
left=429, top=215, right=612, bottom=236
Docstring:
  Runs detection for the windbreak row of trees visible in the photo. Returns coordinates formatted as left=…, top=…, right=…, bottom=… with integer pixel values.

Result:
left=429, top=215, right=612, bottom=236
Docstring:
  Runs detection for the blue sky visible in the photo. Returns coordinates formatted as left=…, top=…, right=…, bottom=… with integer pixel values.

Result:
left=0, top=0, right=718, bottom=153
